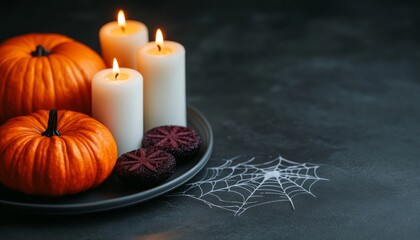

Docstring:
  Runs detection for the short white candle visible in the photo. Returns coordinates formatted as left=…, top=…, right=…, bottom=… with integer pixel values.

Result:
left=136, top=29, right=186, bottom=131
left=92, top=58, right=143, bottom=156
left=99, top=10, right=148, bottom=69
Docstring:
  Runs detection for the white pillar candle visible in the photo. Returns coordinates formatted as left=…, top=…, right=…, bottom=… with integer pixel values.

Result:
left=136, top=29, right=186, bottom=131
left=92, top=58, right=143, bottom=156
left=99, top=10, right=148, bottom=69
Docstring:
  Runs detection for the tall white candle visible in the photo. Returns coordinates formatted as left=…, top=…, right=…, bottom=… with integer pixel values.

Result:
left=99, top=10, right=148, bottom=69
left=92, top=58, right=143, bottom=156
left=136, top=29, right=186, bottom=131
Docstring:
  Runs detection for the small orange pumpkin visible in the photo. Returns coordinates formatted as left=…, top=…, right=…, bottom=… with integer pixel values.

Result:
left=0, top=33, right=106, bottom=123
left=0, top=109, right=118, bottom=196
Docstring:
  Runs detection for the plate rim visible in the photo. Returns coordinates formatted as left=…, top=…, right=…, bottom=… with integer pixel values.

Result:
left=0, top=105, right=213, bottom=215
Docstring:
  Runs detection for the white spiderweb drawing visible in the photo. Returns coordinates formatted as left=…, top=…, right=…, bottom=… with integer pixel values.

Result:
left=169, top=155, right=328, bottom=216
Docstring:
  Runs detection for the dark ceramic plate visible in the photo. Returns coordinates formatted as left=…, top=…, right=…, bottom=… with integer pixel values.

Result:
left=0, top=106, right=213, bottom=215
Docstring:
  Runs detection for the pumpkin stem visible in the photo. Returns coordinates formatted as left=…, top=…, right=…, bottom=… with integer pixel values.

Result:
left=31, top=45, right=50, bottom=57
left=42, top=109, right=61, bottom=137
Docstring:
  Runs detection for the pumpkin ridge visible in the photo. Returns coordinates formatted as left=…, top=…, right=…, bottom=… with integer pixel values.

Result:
left=67, top=124, right=111, bottom=185
left=74, top=59, right=93, bottom=112
left=28, top=136, right=48, bottom=194
left=2, top=139, right=23, bottom=190
left=60, top=137, right=72, bottom=195
left=31, top=110, right=50, bottom=132
left=50, top=55, right=84, bottom=112
left=3, top=134, right=41, bottom=192
left=62, top=136, right=97, bottom=188
left=39, top=56, right=55, bottom=112
left=58, top=112, right=113, bottom=186
left=43, top=136, right=66, bottom=195
left=91, top=125, right=118, bottom=184
left=60, top=136, right=83, bottom=193
left=91, top=131, right=113, bottom=184
left=0, top=115, right=46, bottom=137
left=24, top=57, right=37, bottom=115
left=49, top=56, right=67, bottom=110
left=0, top=43, right=32, bottom=61
left=57, top=111, right=92, bottom=133
left=54, top=111, right=73, bottom=133
left=0, top=129, right=31, bottom=181
left=54, top=43, right=99, bottom=112
left=0, top=124, right=38, bottom=147
left=61, top=54, right=88, bottom=110
left=2, top=57, right=31, bottom=121
left=61, top=136, right=81, bottom=195
left=0, top=60, right=14, bottom=118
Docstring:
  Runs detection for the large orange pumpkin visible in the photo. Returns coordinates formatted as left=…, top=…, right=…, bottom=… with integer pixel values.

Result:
left=0, top=33, right=106, bottom=123
left=0, top=109, right=118, bottom=196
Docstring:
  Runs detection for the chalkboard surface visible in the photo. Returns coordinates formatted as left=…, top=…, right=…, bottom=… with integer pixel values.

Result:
left=1, top=0, right=420, bottom=239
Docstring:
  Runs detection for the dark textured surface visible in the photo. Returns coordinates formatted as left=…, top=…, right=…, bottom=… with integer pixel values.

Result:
left=1, top=0, right=420, bottom=239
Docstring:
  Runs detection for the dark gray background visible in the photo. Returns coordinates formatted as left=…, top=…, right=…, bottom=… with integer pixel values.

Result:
left=1, top=0, right=420, bottom=239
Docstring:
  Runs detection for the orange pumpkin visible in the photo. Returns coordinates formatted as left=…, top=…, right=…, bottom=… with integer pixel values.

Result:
left=0, top=109, right=118, bottom=196
left=0, top=33, right=106, bottom=123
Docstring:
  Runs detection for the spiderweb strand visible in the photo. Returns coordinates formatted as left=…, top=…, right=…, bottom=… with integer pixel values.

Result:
left=169, top=155, right=328, bottom=216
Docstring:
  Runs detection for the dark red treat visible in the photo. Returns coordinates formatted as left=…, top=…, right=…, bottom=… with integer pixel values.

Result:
left=142, top=125, right=201, bottom=162
left=114, top=148, right=176, bottom=189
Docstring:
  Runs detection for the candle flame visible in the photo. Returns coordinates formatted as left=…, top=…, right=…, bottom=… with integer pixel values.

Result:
left=113, top=58, right=120, bottom=80
left=155, top=28, right=164, bottom=51
left=117, top=10, right=126, bottom=31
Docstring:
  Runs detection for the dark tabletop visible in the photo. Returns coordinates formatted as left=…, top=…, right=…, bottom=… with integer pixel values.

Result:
left=1, top=0, right=420, bottom=239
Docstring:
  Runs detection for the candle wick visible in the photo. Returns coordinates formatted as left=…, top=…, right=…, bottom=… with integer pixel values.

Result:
left=157, top=44, right=161, bottom=52
left=115, top=73, right=119, bottom=80
left=121, top=26, right=126, bottom=33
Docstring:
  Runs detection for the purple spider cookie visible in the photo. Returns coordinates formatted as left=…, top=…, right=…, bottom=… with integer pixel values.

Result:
left=114, top=148, right=176, bottom=188
left=142, top=125, right=201, bottom=162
